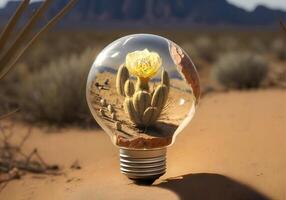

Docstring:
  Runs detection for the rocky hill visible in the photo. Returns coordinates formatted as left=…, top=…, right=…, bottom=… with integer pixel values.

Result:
left=1, top=0, right=286, bottom=28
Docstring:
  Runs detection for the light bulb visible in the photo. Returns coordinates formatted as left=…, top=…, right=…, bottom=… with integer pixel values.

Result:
left=86, top=34, right=200, bottom=182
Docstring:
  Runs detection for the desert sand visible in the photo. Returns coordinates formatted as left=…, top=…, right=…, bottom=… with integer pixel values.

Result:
left=0, top=89, right=285, bottom=200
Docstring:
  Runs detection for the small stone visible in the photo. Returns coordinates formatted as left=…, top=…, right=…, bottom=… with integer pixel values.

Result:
left=94, top=82, right=100, bottom=87
left=100, top=99, right=107, bottom=107
left=70, top=160, right=81, bottom=170
left=104, top=79, right=109, bottom=85
left=8, top=167, right=18, bottom=175
left=8, top=167, right=21, bottom=179
left=115, top=122, right=122, bottom=131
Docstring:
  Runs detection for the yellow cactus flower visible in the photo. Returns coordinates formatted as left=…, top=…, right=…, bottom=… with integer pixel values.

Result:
left=125, top=49, right=162, bottom=78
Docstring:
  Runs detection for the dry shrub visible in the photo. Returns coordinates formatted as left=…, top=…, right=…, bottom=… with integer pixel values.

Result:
left=250, top=38, right=266, bottom=54
left=217, top=36, right=239, bottom=52
left=18, top=48, right=96, bottom=125
left=181, top=42, right=208, bottom=70
left=0, top=64, right=30, bottom=113
left=193, top=36, right=216, bottom=62
left=213, top=52, right=268, bottom=89
left=271, top=38, right=286, bottom=60
left=181, top=42, right=195, bottom=57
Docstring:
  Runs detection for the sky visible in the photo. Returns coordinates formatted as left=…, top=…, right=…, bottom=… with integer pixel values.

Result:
left=0, top=0, right=286, bottom=11
left=0, top=0, right=42, bottom=8
left=227, top=0, right=286, bottom=11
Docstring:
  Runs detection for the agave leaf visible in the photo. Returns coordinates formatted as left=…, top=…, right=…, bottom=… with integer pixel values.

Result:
left=280, top=19, right=286, bottom=34
left=0, top=0, right=78, bottom=80
left=0, top=0, right=77, bottom=120
left=0, top=0, right=53, bottom=72
left=0, top=0, right=30, bottom=53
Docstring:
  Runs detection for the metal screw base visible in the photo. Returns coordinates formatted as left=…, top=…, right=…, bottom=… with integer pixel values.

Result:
left=119, top=148, right=166, bottom=182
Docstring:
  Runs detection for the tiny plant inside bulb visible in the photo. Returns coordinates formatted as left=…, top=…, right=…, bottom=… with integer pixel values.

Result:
left=86, top=34, right=200, bottom=182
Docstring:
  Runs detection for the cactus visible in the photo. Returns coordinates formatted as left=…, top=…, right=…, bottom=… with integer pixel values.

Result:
left=116, top=64, right=129, bottom=96
left=142, top=107, right=158, bottom=126
left=151, top=84, right=168, bottom=110
left=133, top=91, right=151, bottom=118
left=162, top=69, right=170, bottom=90
left=124, top=97, right=140, bottom=124
left=135, top=77, right=149, bottom=92
left=116, top=65, right=170, bottom=128
left=124, top=80, right=135, bottom=97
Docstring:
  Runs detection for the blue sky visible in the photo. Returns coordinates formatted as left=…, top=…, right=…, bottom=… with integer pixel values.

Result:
left=0, top=0, right=42, bottom=8
left=0, top=0, right=286, bottom=11
left=227, top=0, right=286, bottom=11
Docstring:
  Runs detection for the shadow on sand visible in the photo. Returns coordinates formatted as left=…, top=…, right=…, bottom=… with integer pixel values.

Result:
left=155, top=173, right=270, bottom=200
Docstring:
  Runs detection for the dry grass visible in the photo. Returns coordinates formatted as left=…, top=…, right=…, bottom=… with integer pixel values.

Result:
left=18, top=48, right=96, bottom=126
left=213, top=52, right=268, bottom=89
left=271, top=38, right=286, bottom=60
left=0, top=0, right=78, bottom=118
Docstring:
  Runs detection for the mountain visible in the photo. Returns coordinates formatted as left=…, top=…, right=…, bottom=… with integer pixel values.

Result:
left=1, top=0, right=286, bottom=28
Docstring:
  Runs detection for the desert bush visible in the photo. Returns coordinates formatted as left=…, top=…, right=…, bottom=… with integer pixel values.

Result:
left=181, top=42, right=195, bottom=56
left=213, top=52, right=268, bottom=89
left=181, top=42, right=207, bottom=70
left=181, top=42, right=200, bottom=60
left=0, top=63, right=31, bottom=114
left=271, top=38, right=286, bottom=60
left=193, top=36, right=216, bottom=62
left=217, top=36, right=239, bottom=53
left=18, top=48, right=96, bottom=125
left=249, top=38, right=266, bottom=54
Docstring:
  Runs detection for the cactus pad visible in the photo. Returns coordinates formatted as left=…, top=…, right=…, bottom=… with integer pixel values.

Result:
left=117, top=65, right=170, bottom=127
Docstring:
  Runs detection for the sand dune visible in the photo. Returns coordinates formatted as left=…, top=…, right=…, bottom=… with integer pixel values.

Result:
left=1, top=89, right=285, bottom=200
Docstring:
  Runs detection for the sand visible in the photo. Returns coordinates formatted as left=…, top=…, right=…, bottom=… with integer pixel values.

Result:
left=1, top=89, right=285, bottom=200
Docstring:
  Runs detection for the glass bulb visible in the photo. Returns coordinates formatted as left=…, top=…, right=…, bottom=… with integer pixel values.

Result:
left=86, top=34, right=200, bottom=182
